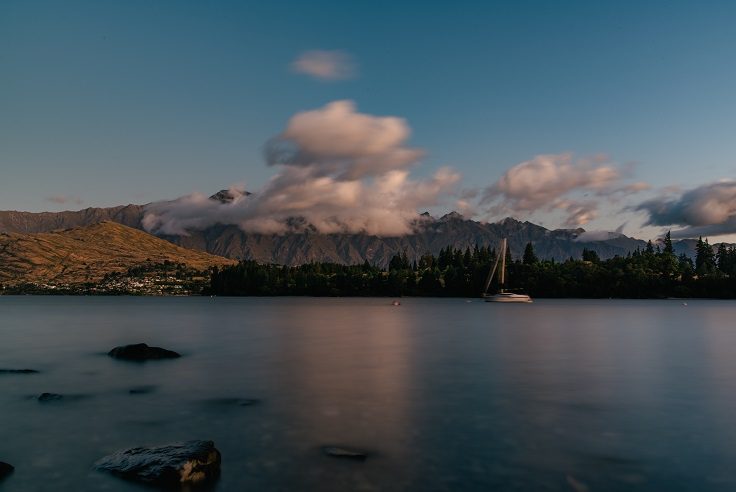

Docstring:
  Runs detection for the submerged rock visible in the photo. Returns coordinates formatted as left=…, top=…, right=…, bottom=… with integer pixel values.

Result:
left=108, top=343, right=181, bottom=361
left=0, top=369, right=39, bottom=374
left=129, top=385, right=157, bottom=395
left=0, top=462, right=14, bottom=480
left=95, top=440, right=220, bottom=487
left=37, top=393, right=64, bottom=402
left=203, top=397, right=259, bottom=407
left=36, top=393, right=88, bottom=403
left=321, top=446, right=368, bottom=461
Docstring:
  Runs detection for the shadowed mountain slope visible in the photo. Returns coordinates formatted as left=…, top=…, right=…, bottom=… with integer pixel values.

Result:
left=158, top=215, right=648, bottom=266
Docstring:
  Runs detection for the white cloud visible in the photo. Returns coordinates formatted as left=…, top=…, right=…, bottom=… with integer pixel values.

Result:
left=636, top=180, right=736, bottom=238
left=143, top=101, right=458, bottom=236
left=291, top=50, right=357, bottom=81
left=555, top=199, right=598, bottom=227
left=266, top=100, right=423, bottom=178
left=482, top=153, right=646, bottom=226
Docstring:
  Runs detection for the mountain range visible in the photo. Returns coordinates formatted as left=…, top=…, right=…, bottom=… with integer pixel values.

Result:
left=0, top=191, right=717, bottom=269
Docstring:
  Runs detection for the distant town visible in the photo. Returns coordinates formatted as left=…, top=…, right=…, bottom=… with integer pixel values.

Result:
left=1, top=262, right=211, bottom=296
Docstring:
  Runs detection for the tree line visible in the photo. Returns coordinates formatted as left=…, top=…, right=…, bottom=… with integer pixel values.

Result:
left=206, top=232, right=736, bottom=298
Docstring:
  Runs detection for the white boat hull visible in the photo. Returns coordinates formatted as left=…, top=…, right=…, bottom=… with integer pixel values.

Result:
left=483, top=293, right=532, bottom=303
left=481, top=238, right=533, bottom=303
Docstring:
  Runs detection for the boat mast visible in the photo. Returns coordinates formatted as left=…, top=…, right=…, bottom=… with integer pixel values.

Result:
left=482, top=243, right=502, bottom=295
left=499, top=238, right=506, bottom=291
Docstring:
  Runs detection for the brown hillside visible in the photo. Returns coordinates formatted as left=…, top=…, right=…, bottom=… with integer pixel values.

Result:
left=0, top=221, right=235, bottom=286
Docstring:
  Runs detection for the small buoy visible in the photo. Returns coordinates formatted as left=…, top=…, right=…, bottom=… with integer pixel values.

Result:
left=391, top=300, right=401, bottom=306
left=682, top=302, right=687, bottom=306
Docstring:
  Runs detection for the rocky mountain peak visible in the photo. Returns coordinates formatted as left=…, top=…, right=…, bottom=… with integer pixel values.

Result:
left=439, top=211, right=464, bottom=221
left=209, top=189, right=251, bottom=204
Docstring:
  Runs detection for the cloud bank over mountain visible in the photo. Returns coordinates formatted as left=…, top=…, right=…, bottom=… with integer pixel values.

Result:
left=636, top=180, right=736, bottom=238
left=47, top=85, right=736, bottom=240
left=143, top=101, right=459, bottom=236
left=481, top=153, right=648, bottom=227
left=140, top=101, right=665, bottom=238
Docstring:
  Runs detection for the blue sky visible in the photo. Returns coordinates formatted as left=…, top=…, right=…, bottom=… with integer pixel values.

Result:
left=2, top=1, right=736, bottom=239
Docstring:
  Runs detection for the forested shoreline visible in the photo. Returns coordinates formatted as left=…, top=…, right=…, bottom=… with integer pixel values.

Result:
left=207, top=233, right=736, bottom=299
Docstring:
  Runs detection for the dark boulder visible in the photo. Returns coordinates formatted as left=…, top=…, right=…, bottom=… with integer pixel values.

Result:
left=129, top=385, right=157, bottom=395
left=108, top=343, right=181, bottom=361
left=95, top=440, right=220, bottom=487
left=321, top=446, right=368, bottom=461
left=36, top=393, right=88, bottom=403
left=37, top=393, right=64, bottom=402
left=0, top=369, right=39, bottom=374
left=0, top=462, right=14, bottom=480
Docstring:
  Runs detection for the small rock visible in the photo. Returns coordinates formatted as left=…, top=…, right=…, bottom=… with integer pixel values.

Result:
left=0, top=462, right=14, bottom=480
left=204, top=397, right=259, bottom=407
left=95, top=440, right=220, bottom=487
left=108, top=343, right=181, bottom=361
left=37, top=393, right=64, bottom=402
left=0, top=369, right=39, bottom=374
left=129, top=385, right=157, bottom=395
left=322, top=446, right=368, bottom=461
left=36, top=393, right=88, bottom=403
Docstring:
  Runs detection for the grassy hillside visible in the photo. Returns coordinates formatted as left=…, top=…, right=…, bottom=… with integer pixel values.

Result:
left=0, top=221, right=234, bottom=286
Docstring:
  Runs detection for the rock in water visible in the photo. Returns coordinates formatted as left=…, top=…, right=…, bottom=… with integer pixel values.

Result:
left=321, top=446, right=368, bottom=461
left=203, top=397, right=260, bottom=407
left=0, top=369, right=39, bottom=374
left=0, top=462, right=14, bottom=480
left=128, top=385, right=157, bottom=395
left=37, top=392, right=64, bottom=402
left=95, top=440, right=220, bottom=487
left=36, top=393, right=89, bottom=403
left=108, top=343, right=181, bottom=361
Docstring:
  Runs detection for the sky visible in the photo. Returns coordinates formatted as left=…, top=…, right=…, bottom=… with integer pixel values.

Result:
left=2, top=0, right=736, bottom=240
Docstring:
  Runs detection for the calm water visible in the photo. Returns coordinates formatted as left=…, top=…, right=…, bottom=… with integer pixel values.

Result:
left=1, top=297, right=736, bottom=491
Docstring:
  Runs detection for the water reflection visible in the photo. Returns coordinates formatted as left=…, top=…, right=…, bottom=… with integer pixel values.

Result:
left=2, top=298, right=736, bottom=491
left=260, top=300, right=418, bottom=490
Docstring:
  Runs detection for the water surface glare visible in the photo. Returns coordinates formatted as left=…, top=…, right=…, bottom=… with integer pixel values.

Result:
left=1, top=297, right=736, bottom=491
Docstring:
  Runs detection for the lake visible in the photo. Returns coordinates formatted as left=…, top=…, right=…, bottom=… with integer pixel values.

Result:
left=1, top=297, right=736, bottom=491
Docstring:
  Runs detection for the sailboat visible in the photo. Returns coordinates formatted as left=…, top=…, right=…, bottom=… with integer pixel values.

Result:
left=482, top=238, right=532, bottom=303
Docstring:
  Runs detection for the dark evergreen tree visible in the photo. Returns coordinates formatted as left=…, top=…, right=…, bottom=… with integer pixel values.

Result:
left=716, top=243, right=729, bottom=273
left=695, top=237, right=716, bottom=276
left=463, top=247, right=472, bottom=267
left=522, top=242, right=538, bottom=265
left=659, top=231, right=679, bottom=278
left=388, top=249, right=411, bottom=271
left=645, top=240, right=655, bottom=255
left=582, top=248, right=600, bottom=263
left=663, top=231, right=674, bottom=255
